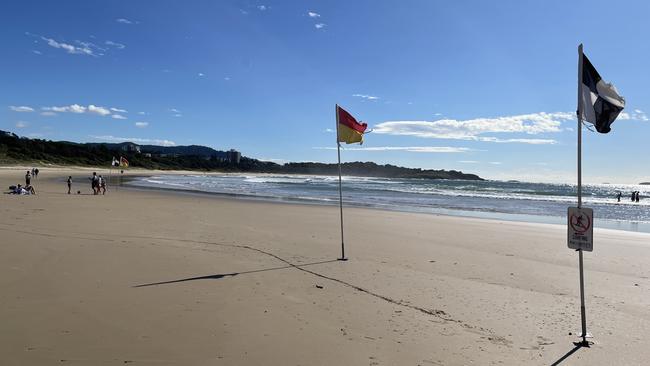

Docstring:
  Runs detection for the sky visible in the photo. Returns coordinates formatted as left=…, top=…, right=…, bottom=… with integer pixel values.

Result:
left=2, top=0, right=650, bottom=184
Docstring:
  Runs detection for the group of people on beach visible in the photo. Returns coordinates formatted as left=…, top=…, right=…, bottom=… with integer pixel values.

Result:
left=65, top=172, right=107, bottom=195
left=5, top=170, right=38, bottom=195
left=89, top=172, right=107, bottom=195
left=616, top=191, right=642, bottom=202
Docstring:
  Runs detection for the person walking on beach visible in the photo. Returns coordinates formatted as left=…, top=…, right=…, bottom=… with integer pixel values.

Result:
left=34, top=168, right=39, bottom=178
left=616, top=192, right=622, bottom=202
left=99, top=175, right=106, bottom=195
left=636, top=191, right=640, bottom=203
left=25, top=171, right=31, bottom=186
left=67, top=176, right=72, bottom=194
left=632, top=191, right=636, bottom=202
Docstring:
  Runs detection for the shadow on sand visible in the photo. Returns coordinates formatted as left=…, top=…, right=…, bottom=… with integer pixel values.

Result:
left=133, top=259, right=339, bottom=288
left=550, top=341, right=590, bottom=366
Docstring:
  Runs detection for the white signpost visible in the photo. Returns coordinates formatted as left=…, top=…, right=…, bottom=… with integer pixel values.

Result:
left=568, top=207, right=593, bottom=252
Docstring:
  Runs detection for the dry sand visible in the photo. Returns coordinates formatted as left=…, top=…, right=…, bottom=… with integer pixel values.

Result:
left=1, top=167, right=649, bottom=365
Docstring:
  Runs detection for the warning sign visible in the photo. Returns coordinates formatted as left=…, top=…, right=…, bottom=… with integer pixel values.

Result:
left=568, top=207, right=593, bottom=251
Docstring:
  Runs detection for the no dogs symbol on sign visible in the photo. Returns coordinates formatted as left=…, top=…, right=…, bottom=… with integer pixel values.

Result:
left=567, top=207, right=593, bottom=251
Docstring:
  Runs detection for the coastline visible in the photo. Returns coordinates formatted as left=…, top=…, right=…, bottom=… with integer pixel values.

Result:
left=2, top=166, right=650, bottom=365
left=122, top=171, right=650, bottom=235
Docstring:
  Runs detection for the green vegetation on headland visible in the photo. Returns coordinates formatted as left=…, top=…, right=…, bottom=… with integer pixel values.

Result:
left=0, top=131, right=483, bottom=180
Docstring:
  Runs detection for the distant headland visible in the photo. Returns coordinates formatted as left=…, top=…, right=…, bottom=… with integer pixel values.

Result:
left=0, top=131, right=483, bottom=181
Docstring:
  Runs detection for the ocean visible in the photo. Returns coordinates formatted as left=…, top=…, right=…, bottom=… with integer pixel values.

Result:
left=127, top=174, right=650, bottom=233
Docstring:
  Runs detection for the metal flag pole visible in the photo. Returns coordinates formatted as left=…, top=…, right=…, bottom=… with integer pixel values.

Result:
left=576, top=43, right=588, bottom=346
left=335, top=104, right=347, bottom=261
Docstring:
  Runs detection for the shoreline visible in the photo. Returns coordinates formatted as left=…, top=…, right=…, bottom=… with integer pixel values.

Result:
left=6, top=165, right=649, bottom=234
left=121, top=172, right=650, bottom=235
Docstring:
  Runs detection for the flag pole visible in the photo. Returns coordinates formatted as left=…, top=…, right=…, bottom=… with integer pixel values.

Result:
left=335, top=104, right=347, bottom=261
left=576, top=43, right=589, bottom=346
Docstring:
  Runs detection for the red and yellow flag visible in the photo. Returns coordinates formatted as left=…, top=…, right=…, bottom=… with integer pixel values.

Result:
left=120, top=156, right=129, bottom=168
left=337, top=105, right=368, bottom=144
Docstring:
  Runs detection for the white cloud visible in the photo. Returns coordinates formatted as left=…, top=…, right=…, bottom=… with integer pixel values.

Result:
left=43, top=104, right=86, bottom=113
left=373, top=112, right=572, bottom=143
left=170, top=108, right=181, bottom=113
left=41, top=36, right=96, bottom=56
left=138, top=111, right=147, bottom=115
left=315, top=23, right=326, bottom=29
left=135, top=122, right=149, bottom=128
left=352, top=93, right=379, bottom=100
left=308, top=11, right=321, bottom=18
left=32, top=50, right=42, bottom=55
left=324, top=128, right=334, bottom=133
left=174, top=114, right=183, bottom=117
left=111, top=114, right=127, bottom=120
left=489, top=162, right=502, bottom=165
left=9, top=106, right=34, bottom=112
left=110, top=107, right=128, bottom=113
left=478, top=137, right=557, bottom=144
left=89, top=135, right=176, bottom=146
left=15, top=121, right=29, bottom=128
left=42, top=104, right=112, bottom=117
left=257, top=5, right=267, bottom=11
left=116, top=18, right=134, bottom=24
left=105, top=40, right=125, bottom=49
left=198, top=72, right=205, bottom=77
left=618, top=109, right=648, bottom=121
left=87, top=105, right=111, bottom=116
left=458, top=160, right=478, bottom=164
left=224, top=76, right=231, bottom=81
left=40, top=111, right=56, bottom=117
left=314, top=146, right=471, bottom=153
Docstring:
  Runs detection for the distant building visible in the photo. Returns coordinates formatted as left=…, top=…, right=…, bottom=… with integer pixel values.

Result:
left=120, top=143, right=141, bottom=153
left=227, top=149, right=241, bottom=164
left=211, top=149, right=241, bottom=164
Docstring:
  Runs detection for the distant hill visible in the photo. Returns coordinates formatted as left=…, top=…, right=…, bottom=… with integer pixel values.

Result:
left=0, top=131, right=483, bottom=181
left=85, top=142, right=220, bottom=157
left=276, top=162, right=482, bottom=180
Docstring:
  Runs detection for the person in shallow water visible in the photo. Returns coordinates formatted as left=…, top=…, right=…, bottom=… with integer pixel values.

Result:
left=636, top=192, right=640, bottom=203
left=617, top=192, right=622, bottom=202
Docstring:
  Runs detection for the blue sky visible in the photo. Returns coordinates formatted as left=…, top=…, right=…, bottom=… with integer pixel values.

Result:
left=2, top=0, right=649, bottom=183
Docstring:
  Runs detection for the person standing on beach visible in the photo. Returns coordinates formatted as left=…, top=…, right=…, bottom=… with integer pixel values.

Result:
left=25, top=171, right=31, bottom=186
left=636, top=191, right=640, bottom=203
left=617, top=192, right=622, bottom=202
left=34, top=168, right=39, bottom=178
left=632, top=191, right=636, bottom=202
left=90, top=172, right=99, bottom=195
left=67, top=176, right=72, bottom=194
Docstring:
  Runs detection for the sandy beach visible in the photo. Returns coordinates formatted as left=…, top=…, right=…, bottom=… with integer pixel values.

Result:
left=1, top=167, right=650, bottom=365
